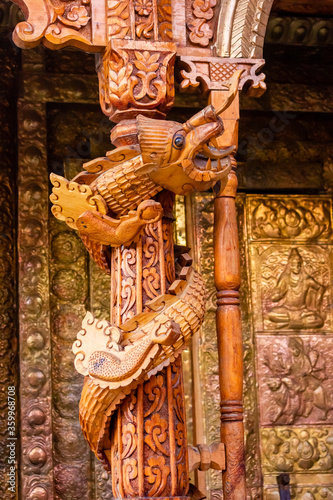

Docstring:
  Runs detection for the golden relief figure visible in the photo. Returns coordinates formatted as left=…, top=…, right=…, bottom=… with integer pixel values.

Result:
left=263, top=337, right=333, bottom=425
left=267, top=248, right=326, bottom=330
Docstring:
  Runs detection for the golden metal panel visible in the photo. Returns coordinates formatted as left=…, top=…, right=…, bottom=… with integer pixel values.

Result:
left=189, top=193, right=262, bottom=499
left=188, top=192, right=333, bottom=498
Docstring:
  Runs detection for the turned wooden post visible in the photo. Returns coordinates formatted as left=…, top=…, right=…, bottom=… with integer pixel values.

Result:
left=211, top=91, right=246, bottom=498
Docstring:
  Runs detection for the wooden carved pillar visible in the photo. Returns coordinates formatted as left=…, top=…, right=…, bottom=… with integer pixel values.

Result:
left=211, top=92, right=246, bottom=498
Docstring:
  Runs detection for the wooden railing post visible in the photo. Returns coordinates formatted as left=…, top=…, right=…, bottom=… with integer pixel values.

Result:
left=210, top=91, right=246, bottom=499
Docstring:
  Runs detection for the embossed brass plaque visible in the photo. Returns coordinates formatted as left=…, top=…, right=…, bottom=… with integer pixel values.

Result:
left=190, top=193, right=333, bottom=500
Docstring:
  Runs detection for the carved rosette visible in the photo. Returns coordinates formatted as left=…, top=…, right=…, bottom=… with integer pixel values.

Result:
left=97, top=40, right=176, bottom=122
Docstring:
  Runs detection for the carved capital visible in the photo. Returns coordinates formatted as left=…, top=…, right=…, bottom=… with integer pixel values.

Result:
left=97, top=39, right=177, bottom=122
left=179, top=56, right=266, bottom=97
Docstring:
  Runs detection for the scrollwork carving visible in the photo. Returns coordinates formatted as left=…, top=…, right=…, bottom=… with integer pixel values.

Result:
left=179, top=56, right=266, bottom=97
left=11, top=0, right=100, bottom=51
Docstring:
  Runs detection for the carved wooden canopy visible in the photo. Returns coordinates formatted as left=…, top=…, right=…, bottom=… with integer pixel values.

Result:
left=12, top=0, right=272, bottom=101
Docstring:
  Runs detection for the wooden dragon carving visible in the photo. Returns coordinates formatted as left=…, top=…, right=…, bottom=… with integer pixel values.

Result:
left=49, top=72, right=241, bottom=467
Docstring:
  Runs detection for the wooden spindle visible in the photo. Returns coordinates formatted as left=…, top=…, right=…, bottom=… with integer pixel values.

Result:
left=210, top=90, right=246, bottom=499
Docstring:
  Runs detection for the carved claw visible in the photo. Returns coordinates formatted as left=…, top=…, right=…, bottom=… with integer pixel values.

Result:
left=150, top=320, right=181, bottom=346
left=77, top=200, right=163, bottom=247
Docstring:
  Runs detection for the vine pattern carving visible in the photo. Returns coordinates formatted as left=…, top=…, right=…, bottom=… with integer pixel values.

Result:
left=187, top=0, right=217, bottom=46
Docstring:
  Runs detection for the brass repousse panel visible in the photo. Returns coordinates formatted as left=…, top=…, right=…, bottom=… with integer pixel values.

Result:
left=250, top=244, right=332, bottom=334
left=245, top=194, right=333, bottom=498
left=257, top=336, right=333, bottom=427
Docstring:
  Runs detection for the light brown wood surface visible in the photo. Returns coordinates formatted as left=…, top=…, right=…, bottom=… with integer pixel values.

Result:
left=212, top=90, right=246, bottom=499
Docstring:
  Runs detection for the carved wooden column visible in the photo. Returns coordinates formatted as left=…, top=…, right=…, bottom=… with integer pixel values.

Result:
left=211, top=92, right=246, bottom=498
left=109, top=191, right=189, bottom=500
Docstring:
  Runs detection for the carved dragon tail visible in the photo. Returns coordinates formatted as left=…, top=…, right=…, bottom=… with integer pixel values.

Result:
left=73, top=264, right=206, bottom=458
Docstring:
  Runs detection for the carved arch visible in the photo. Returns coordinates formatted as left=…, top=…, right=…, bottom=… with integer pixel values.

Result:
left=215, top=0, right=274, bottom=58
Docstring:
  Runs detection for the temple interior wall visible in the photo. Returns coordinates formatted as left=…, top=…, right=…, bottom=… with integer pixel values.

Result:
left=0, top=10, right=332, bottom=499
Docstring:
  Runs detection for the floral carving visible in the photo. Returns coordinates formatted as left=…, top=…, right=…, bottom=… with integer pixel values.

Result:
left=144, top=456, right=170, bottom=497
left=58, top=5, right=91, bottom=29
left=135, top=0, right=154, bottom=38
left=123, top=458, right=138, bottom=495
left=135, top=0, right=153, bottom=16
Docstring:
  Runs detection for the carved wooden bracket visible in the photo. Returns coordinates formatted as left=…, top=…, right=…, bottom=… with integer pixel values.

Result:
left=179, top=56, right=266, bottom=97
left=188, top=442, right=226, bottom=473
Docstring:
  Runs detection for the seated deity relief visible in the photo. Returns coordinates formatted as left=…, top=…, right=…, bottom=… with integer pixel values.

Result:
left=266, top=248, right=326, bottom=330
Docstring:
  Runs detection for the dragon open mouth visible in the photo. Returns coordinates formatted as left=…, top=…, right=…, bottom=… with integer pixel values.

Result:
left=183, top=144, right=235, bottom=182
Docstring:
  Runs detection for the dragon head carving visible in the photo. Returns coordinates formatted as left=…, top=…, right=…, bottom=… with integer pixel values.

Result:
left=136, top=105, right=234, bottom=195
